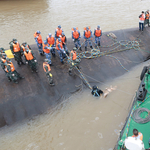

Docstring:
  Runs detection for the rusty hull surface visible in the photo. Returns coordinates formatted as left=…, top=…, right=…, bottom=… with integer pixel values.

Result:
left=0, top=27, right=150, bottom=128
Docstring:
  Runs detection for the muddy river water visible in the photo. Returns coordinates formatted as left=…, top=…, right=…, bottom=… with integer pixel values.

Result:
left=0, top=0, right=150, bottom=150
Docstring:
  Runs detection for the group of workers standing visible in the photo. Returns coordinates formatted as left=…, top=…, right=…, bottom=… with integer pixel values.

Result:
left=139, top=10, right=150, bottom=31
left=0, top=25, right=102, bottom=85
left=33, top=25, right=102, bottom=76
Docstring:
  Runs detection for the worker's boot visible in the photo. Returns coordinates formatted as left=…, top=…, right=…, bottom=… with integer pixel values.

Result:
left=79, top=47, right=82, bottom=51
left=98, top=42, right=101, bottom=46
left=69, top=70, right=72, bottom=76
left=76, top=66, right=81, bottom=70
left=85, top=47, right=87, bottom=51
left=90, top=46, right=93, bottom=49
left=50, top=82, right=55, bottom=86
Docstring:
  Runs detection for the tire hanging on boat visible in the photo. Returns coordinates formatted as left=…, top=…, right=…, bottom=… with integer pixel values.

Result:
left=140, top=66, right=148, bottom=81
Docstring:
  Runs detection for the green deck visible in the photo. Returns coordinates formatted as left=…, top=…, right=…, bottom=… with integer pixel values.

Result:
left=117, top=73, right=150, bottom=149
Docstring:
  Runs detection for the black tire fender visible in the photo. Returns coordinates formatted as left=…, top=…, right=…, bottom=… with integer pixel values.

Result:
left=140, top=66, right=148, bottom=81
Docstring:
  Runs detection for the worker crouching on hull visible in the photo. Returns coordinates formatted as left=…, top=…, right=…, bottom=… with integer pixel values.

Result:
left=5, top=58, right=24, bottom=83
left=24, top=48, right=38, bottom=73
left=69, top=47, right=80, bottom=76
left=43, top=59, right=54, bottom=86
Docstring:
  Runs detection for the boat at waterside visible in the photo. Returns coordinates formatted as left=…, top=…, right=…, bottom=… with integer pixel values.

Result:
left=115, top=65, right=150, bottom=150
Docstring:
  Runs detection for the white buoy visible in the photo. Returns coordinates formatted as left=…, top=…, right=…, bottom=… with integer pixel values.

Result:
left=125, top=136, right=144, bottom=150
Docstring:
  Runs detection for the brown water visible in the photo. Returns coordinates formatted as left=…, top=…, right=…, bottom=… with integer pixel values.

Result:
left=0, top=60, right=150, bottom=150
left=0, top=0, right=150, bottom=47
left=0, top=0, right=150, bottom=149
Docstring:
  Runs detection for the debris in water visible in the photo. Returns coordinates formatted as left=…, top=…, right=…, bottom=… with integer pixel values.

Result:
left=98, top=132, right=103, bottom=138
left=95, top=117, right=99, bottom=121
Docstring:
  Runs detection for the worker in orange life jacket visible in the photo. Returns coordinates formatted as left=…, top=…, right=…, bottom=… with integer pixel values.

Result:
left=72, top=27, right=82, bottom=51
left=144, top=10, right=150, bottom=27
left=33, top=30, right=44, bottom=56
left=55, top=25, right=64, bottom=39
left=0, top=47, right=5, bottom=53
left=132, top=128, right=143, bottom=141
left=60, top=32, right=69, bottom=56
left=43, top=59, right=54, bottom=86
left=83, top=27, right=93, bottom=51
left=9, top=39, right=25, bottom=66
left=56, top=38, right=67, bottom=64
left=139, top=11, right=145, bottom=31
left=43, top=40, right=53, bottom=66
left=24, top=48, right=38, bottom=73
left=69, top=47, right=80, bottom=76
left=0, top=52, right=7, bottom=73
left=46, top=33, right=56, bottom=57
left=94, top=25, right=102, bottom=47
left=5, top=58, right=24, bottom=83
left=21, top=42, right=31, bottom=53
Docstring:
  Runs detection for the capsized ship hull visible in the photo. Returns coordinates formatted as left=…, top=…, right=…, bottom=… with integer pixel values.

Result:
left=0, top=27, right=150, bottom=128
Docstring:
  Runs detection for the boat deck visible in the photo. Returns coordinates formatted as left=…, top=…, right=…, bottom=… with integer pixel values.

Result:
left=117, top=73, right=150, bottom=149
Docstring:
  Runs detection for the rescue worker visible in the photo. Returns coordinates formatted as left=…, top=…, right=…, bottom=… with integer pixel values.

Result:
left=46, top=33, right=56, bottom=57
left=43, top=40, right=52, bottom=66
left=0, top=53, right=7, bottom=72
left=83, top=27, right=93, bottom=51
left=24, top=48, right=38, bottom=72
left=5, top=58, right=24, bottom=83
left=21, top=42, right=31, bottom=53
left=144, top=10, right=150, bottom=27
left=72, top=27, right=82, bottom=51
left=55, top=25, right=63, bottom=39
left=34, top=30, right=44, bottom=56
left=132, top=129, right=143, bottom=141
left=94, top=25, right=102, bottom=47
left=60, top=32, right=69, bottom=56
left=91, top=85, right=103, bottom=97
left=139, top=11, right=145, bottom=31
left=43, top=59, right=54, bottom=86
left=0, top=47, right=5, bottom=53
left=9, top=39, right=24, bottom=66
left=56, top=38, right=67, bottom=64
left=69, top=47, right=80, bottom=75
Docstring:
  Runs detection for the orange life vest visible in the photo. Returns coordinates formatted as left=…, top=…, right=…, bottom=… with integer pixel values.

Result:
left=24, top=50, right=34, bottom=60
left=56, top=40, right=63, bottom=50
left=95, top=29, right=101, bottom=37
left=5, top=62, right=15, bottom=72
left=13, top=42, right=20, bottom=52
left=43, top=62, right=51, bottom=72
left=47, top=36, right=55, bottom=45
left=73, top=30, right=80, bottom=39
left=56, top=28, right=62, bottom=37
left=140, top=14, right=145, bottom=21
left=1, top=58, right=6, bottom=63
left=34, top=32, right=42, bottom=44
left=132, top=132, right=143, bottom=141
left=146, top=13, right=149, bottom=19
left=60, top=36, right=66, bottom=43
left=21, top=45, right=29, bottom=52
left=70, top=50, right=77, bottom=60
left=85, top=30, right=91, bottom=38
left=43, top=43, right=50, bottom=53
